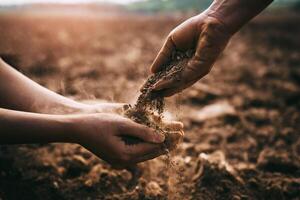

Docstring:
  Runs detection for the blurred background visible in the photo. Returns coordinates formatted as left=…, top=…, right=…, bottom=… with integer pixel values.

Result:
left=0, top=0, right=299, bottom=199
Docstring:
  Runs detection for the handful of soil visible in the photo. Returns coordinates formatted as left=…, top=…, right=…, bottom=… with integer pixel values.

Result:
left=123, top=50, right=194, bottom=150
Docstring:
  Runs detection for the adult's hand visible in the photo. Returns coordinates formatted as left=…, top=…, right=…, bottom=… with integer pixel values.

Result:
left=151, top=0, right=273, bottom=97
left=71, top=113, right=166, bottom=168
left=151, top=13, right=232, bottom=97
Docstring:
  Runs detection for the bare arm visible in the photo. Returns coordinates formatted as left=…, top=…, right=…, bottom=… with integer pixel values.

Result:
left=0, top=108, right=165, bottom=168
left=206, top=0, right=274, bottom=34
left=0, top=108, right=71, bottom=144
left=0, top=59, right=123, bottom=114
left=0, top=58, right=86, bottom=114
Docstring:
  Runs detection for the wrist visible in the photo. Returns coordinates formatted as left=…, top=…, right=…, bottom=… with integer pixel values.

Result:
left=204, top=0, right=273, bottom=34
left=204, top=4, right=240, bottom=35
left=0, top=109, right=79, bottom=144
left=64, top=113, right=107, bottom=145
left=58, top=115, right=81, bottom=143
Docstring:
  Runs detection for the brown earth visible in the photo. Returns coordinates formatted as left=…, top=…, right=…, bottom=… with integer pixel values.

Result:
left=0, top=7, right=299, bottom=200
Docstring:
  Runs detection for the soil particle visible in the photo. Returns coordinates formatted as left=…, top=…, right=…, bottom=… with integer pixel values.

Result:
left=123, top=50, right=193, bottom=150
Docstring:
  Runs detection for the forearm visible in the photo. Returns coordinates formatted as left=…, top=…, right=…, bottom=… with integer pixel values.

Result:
left=0, top=58, right=84, bottom=114
left=205, top=0, right=273, bottom=34
left=0, top=108, right=74, bottom=144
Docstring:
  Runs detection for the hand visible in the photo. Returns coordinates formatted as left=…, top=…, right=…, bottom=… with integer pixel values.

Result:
left=151, top=14, right=232, bottom=97
left=71, top=113, right=166, bottom=168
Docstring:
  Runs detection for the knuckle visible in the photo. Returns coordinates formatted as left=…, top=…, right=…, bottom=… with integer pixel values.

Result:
left=206, top=20, right=219, bottom=29
left=204, top=17, right=223, bottom=30
left=202, top=17, right=232, bottom=41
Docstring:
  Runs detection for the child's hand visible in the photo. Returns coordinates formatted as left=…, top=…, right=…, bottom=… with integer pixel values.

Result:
left=70, top=113, right=166, bottom=168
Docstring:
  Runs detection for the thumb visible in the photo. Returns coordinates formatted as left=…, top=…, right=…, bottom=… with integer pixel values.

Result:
left=151, top=36, right=176, bottom=73
left=122, top=120, right=165, bottom=144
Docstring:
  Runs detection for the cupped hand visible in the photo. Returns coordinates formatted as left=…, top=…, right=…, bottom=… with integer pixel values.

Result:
left=71, top=113, right=166, bottom=168
left=151, top=14, right=232, bottom=97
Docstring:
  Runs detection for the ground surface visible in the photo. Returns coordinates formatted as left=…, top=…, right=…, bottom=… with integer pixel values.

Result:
left=0, top=7, right=299, bottom=200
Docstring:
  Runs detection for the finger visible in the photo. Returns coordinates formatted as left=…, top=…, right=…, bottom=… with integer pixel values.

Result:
left=125, top=143, right=163, bottom=158
left=152, top=78, right=176, bottom=91
left=152, top=68, right=185, bottom=91
left=150, top=36, right=176, bottom=73
left=121, top=121, right=165, bottom=143
left=152, top=56, right=205, bottom=93
left=155, top=87, right=182, bottom=98
left=133, top=148, right=167, bottom=163
left=153, top=81, right=187, bottom=97
left=163, top=121, right=184, bottom=131
left=152, top=72, right=198, bottom=97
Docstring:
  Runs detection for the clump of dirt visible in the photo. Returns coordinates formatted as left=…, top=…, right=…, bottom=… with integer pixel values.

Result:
left=192, top=158, right=253, bottom=200
left=123, top=50, right=194, bottom=150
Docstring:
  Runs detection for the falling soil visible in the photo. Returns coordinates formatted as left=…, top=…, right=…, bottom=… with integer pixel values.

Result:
left=134, top=49, right=194, bottom=116
left=124, top=50, right=194, bottom=150
left=123, top=50, right=194, bottom=199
